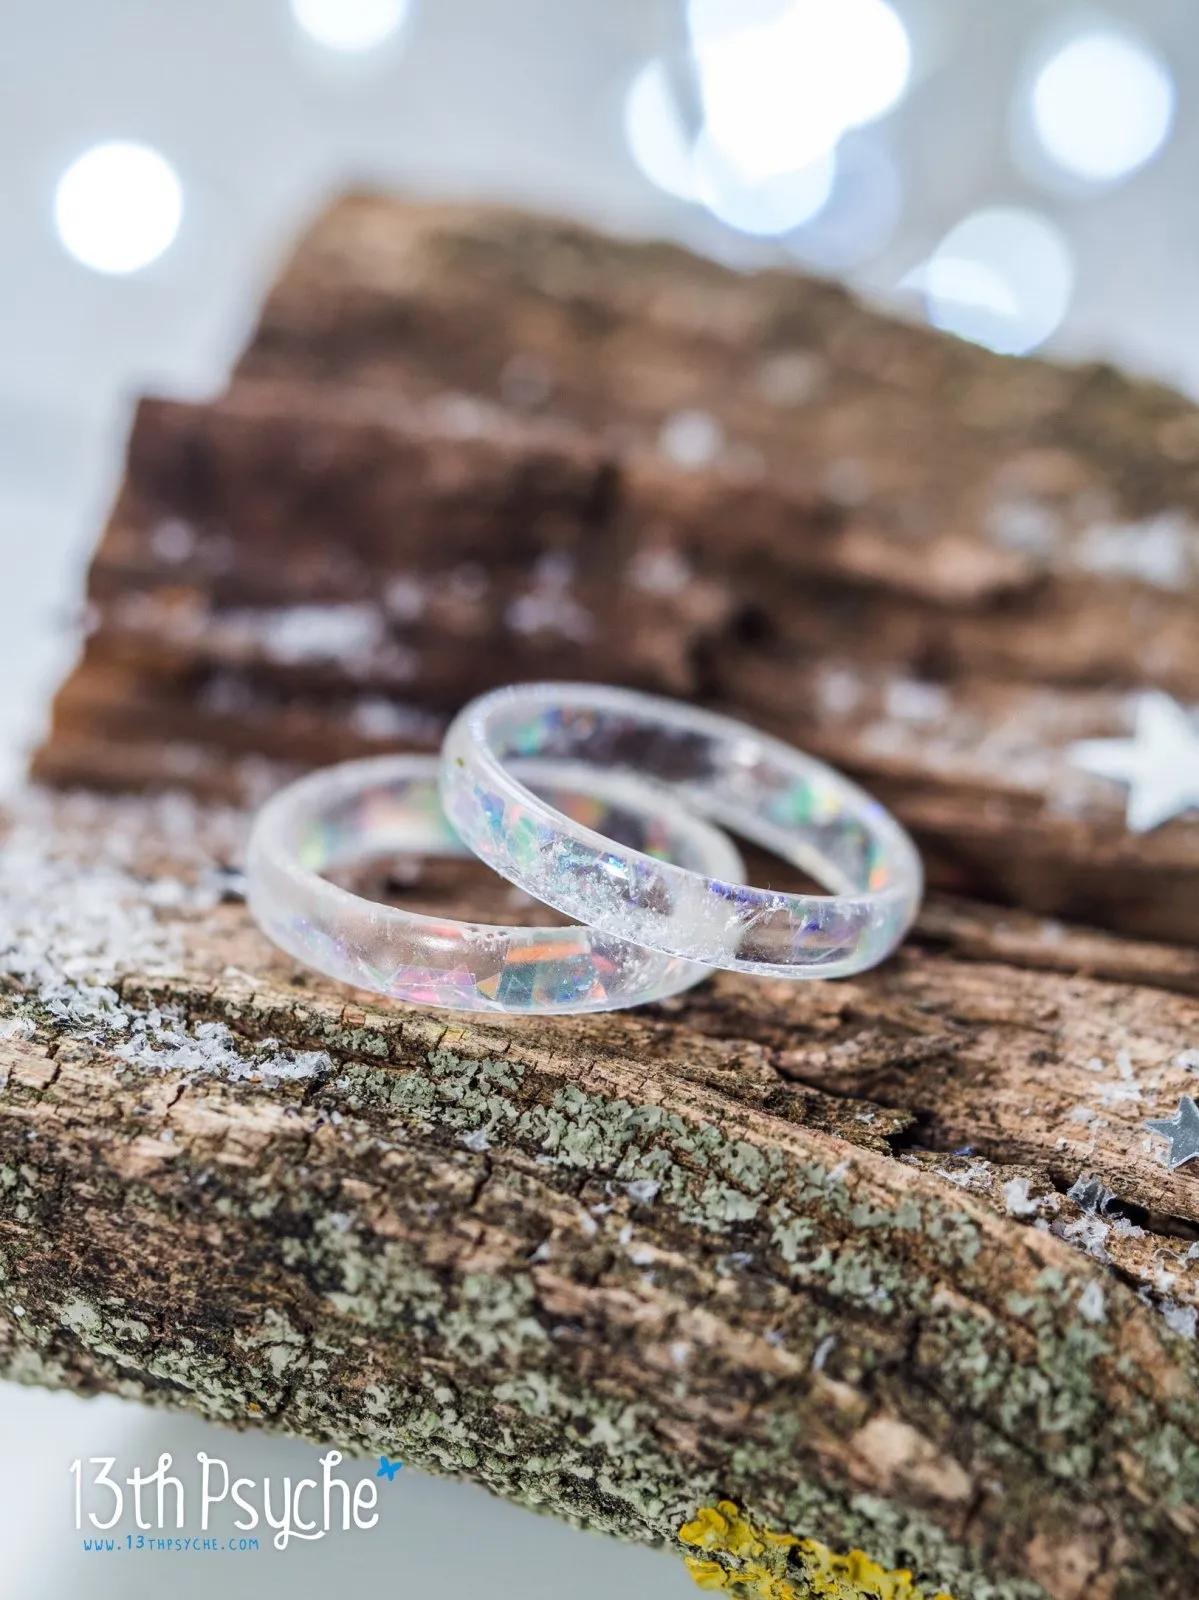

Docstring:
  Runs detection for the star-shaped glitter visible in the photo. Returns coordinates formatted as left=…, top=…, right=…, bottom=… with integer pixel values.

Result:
left=1145, top=1095, right=1199, bottom=1171
left=1069, top=691, right=1199, bottom=833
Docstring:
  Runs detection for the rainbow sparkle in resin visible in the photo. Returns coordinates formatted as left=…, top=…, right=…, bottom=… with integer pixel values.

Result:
left=246, top=754, right=745, bottom=1016
left=440, top=684, right=923, bottom=981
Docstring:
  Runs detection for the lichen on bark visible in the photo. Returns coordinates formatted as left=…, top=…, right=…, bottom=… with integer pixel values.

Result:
left=1, top=791, right=1198, bottom=1599
left=12, top=192, right=1199, bottom=1599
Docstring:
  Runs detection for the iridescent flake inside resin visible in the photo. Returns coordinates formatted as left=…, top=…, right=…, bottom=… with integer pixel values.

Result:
left=441, top=684, right=923, bottom=980
left=247, top=754, right=744, bottom=1015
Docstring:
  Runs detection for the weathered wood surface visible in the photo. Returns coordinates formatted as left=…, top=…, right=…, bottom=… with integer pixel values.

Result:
left=38, top=197, right=1199, bottom=943
left=2, top=789, right=1199, bottom=1600
left=7, top=196, right=1199, bottom=1599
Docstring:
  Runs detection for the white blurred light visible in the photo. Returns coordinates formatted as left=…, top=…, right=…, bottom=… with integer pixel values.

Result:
left=622, top=53, right=835, bottom=232
left=54, top=142, right=183, bottom=275
left=787, top=136, right=902, bottom=270
left=290, top=0, right=410, bottom=53
left=1031, top=30, right=1173, bottom=183
left=916, top=207, right=1074, bottom=355
left=624, top=59, right=697, bottom=201
left=625, top=2, right=907, bottom=242
left=689, top=0, right=911, bottom=183
left=693, top=133, right=834, bottom=237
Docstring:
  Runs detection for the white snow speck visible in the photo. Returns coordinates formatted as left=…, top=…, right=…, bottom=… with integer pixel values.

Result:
left=1077, top=1280, right=1107, bottom=1323
left=1075, top=510, right=1196, bottom=591
left=1002, top=1177, right=1042, bottom=1217
left=659, top=410, right=723, bottom=470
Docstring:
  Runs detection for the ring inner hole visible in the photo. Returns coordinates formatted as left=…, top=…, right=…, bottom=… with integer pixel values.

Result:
left=300, top=769, right=731, bottom=923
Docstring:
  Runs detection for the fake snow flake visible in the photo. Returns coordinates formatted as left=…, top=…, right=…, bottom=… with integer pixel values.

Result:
left=1001, top=1177, right=1044, bottom=1218
left=1077, top=1281, right=1107, bottom=1324
left=1144, top=1095, right=1199, bottom=1171
left=1069, top=691, right=1199, bottom=833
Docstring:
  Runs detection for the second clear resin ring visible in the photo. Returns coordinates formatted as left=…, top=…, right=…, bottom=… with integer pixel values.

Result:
left=246, top=753, right=744, bottom=1014
left=440, top=683, right=923, bottom=980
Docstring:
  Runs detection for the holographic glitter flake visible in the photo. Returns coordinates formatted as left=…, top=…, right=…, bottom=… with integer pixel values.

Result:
left=247, top=753, right=742, bottom=1015
left=442, top=684, right=921, bottom=981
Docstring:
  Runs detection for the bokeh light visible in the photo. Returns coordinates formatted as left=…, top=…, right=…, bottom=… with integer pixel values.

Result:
left=290, top=0, right=411, bottom=53
left=623, top=58, right=697, bottom=202
left=625, top=0, right=908, bottom=245
left=688, top=0, right=911, bottom=182
left=693, top=133, right=834, bottom=237
left=786, top=136, right=902, bottom=271
left=1031, top=30, right=1174, bottom=183
left=915, top=207, right=1074, bottom=355
left=54, top=141, right=183, bottom=275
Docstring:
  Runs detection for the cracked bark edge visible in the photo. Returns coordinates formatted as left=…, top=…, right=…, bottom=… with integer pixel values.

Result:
left=36, top=377, right=1199, bottom=944
left=0, top=792, right=1197, bottom=1600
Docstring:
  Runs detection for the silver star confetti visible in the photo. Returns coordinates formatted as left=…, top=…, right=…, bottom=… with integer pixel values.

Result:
left=1069, top=691, right=1199, bottom=833
left=1145, top=1095, right=1199, bottom=1171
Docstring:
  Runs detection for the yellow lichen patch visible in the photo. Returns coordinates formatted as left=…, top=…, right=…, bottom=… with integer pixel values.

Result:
left=679, top=1501, right=955, bottom=1600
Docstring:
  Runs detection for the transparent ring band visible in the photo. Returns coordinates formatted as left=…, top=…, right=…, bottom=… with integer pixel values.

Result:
left=440, top=683, right=924, bottom=980
left=246, top=753, right=745, bottom=1015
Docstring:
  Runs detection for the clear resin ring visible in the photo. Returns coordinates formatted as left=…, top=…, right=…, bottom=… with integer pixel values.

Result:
left=246, top=753, right=745, bottom=1014
left=440, top=683, right=923, bottom=980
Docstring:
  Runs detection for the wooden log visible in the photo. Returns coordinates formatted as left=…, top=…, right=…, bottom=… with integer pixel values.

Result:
left=238, top=193, right=1199, bottom=672
left=11, top=195, right=1199, bottom=1599
left=37, top=198, right=1199, bottom=941
left=2, top=787, right=1199, bottom=1600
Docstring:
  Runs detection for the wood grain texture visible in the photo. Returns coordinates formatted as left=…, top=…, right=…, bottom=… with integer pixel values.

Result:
left=9, top=195, right=1199, bottom=1598
left=1, top=790, right=1199, bottom=1600
left=38, top=197, right=1199, bottom=941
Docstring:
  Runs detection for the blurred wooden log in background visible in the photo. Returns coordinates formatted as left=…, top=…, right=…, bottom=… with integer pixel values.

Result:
left=4, top=195, right=1199, bottom=1599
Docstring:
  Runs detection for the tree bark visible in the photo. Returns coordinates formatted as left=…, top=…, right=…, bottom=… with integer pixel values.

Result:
left=37, top=198, right=1199, bottom=943
left=2, top=791, right=1199, bottom=1600
left=8, top=196, right=1199, bottom=1599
